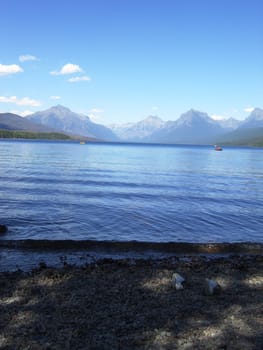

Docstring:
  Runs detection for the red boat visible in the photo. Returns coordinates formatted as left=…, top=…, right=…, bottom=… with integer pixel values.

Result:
left=214, top=145, right=223, bottom=151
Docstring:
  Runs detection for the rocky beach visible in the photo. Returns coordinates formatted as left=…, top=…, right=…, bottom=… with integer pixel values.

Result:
left=0, top=254, right=262, bottom=349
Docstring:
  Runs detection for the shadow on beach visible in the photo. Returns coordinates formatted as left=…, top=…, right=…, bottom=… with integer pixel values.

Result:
left=0, top=255, right=262, bottom=349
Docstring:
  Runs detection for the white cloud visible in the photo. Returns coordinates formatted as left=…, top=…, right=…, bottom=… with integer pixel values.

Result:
left=211, top=114, right=226, bottom=121
left=88, top=114, right=103, bottom=123
left=88, top=108, right=104, bottom=113
left=244, top=107, right=254, bottom=113
left=50, top=63, right=83, bottom=75
left=50, top=95, right=61, bottom=100
left=19, top=54, right=38, bottom=62
left=81, top=108, right=104, bottom=123
left=68, top=75, right=91, bottom=83
left=0, top=96, right=41, bottom=107
left=10, top=110, right=34, bottom=117
left=0, top=64, right=23, bottom=76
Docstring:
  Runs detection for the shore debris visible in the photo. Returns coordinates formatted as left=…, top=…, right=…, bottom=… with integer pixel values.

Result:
left=172, top=272, right=185, bottom=290
left=204, top=278, right=222, bottom=296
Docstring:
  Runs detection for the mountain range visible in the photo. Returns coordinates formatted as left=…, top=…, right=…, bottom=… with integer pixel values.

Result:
left=26, top=105, right=118, bottom=141
left=110, top=115, right=165, bottom=141
left=110, top=108, right=263, bottom=145
left=111, top=110, right=226, bottom=144
left=1, top=105, right=263, bottom=146
left=0, top=112, right=57, bottom=133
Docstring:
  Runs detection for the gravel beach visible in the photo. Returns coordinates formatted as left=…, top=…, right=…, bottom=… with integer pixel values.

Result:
left=0, top=254, right=262, bottom=350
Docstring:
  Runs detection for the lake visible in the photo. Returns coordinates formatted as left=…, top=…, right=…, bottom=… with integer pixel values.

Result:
left=0, top=140, right=263, bottom=243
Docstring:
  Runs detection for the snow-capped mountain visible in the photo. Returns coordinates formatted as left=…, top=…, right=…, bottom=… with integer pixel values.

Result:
left=239, top=108, right=263, bottom=129
left=110, top=115, right=165, bottom=141
left=217, top=117, right=241, bottom=130
left=108, top=109, right=263, bottom=144
left=147, top=109, right=226, bottom=144
left=16, top=105, right=263, bottom=145
left=26, top=105, right=118, bottom=141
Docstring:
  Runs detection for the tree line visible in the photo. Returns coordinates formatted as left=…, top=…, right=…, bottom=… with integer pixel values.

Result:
left=0, top=130, right=71, bottom=140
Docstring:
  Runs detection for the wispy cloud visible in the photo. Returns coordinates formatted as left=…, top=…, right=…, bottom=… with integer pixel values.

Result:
left=19, top=54, right=38, bottom=62
left=86, top=108, right=104, bottom=122
left=68, top=76, right=91, bottom=83
left=10, top=110, right=34, bottom=117
left=88, top=108, right=104, bottom=114
left=244, top=107, right=254, bottom=113
left=0, top=96, right=41, bottom=107
left=50, top=95, right=61, bottom=100
left=50, top=63, right=83, bottom=75
left=0, top=64, right=23, bottom=76
left=211, top=114, right=226, bottom=121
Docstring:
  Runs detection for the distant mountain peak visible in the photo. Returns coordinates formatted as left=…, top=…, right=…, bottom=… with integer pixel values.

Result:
left=248, top=107, right=263, bottom=118
left=253, top=107, right=263, bottom=112
left=15, top=104, right=263, bottom=145
left=240, top=107, right=263, bottom=129
left=177, top=109, right=211, bottom=126
left=52, top=104, right=67, bottom=109
left=49, top=105, right=72, bottom=112
left=26, top=105, right=118, bottom=141
left=188, top=108, right=200, bottom=113
left=182, top=108, right=207, bottom=116
left=109, top=115, right=165, bottom=141
left=181, top=109, right=209, bottom=118
left=140, top=115, right=164, bottom=127
left=218, top=117, right=241, bottom=130
left=144, top=115, right=163, bottom=121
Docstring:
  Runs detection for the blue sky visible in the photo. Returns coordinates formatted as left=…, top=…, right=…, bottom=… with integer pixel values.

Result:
left=0, top=0, right=262, bottom=124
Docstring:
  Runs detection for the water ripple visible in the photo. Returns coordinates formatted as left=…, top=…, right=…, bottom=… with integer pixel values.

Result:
left=0, top=141, right=263, bottom=242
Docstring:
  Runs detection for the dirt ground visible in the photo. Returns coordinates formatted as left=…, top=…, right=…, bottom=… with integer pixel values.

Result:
left=0, top=254, right=262, bottom=349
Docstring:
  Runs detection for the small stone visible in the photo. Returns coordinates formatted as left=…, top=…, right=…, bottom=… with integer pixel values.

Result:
left=175, top=282, right=184, bottom=290
left=172, top=273, right=185, bottom=290
left=204, top=278, right=221, bottom=296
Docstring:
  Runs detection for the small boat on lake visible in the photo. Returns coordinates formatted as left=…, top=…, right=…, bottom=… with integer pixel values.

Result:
left=80, top=141, right=86, bottom=145
left=214, top=145, right=223, bottom=151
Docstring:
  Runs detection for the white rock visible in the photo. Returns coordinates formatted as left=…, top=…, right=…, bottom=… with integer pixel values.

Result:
left=172, top=273, right=185, bottom=284
left=204, top=278, right=221, bottom=296
left=175, top=282, right=184, bottom=290
left=172, top=273, right=185, bottom=290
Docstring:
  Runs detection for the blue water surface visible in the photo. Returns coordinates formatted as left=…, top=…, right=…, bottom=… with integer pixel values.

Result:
left=0, top=140, right=263, bottom=242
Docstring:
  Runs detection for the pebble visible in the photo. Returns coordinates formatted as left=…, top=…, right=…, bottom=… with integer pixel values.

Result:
left=204, top=278, right=222, bottom=296
left=172, top=272, right=185, bottom=290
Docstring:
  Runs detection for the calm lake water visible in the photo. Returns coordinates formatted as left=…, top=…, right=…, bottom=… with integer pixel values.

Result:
left=1, top=140, right=263, bottom=243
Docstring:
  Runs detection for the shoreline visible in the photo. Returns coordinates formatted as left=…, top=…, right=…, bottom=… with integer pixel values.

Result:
left=0, top=240, right=262, bottom=272
left=1, top=239, right=263, bottom=253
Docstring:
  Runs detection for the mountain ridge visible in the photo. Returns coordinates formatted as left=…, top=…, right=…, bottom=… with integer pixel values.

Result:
left=0, top=112, right=61, bottom=133
left=110, top=115, right=165, bottom=141
left=1, top=106, right=263, bottom=146
left=146, top=109, right=226, bottom=144
left=26, top=105, right=118, bottom=141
